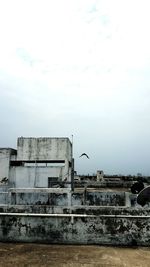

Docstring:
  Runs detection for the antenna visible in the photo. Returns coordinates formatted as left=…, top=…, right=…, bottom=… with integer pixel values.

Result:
left=71, top=134, right=74, bottom=192
left=71, top=134, right=73, bottom=158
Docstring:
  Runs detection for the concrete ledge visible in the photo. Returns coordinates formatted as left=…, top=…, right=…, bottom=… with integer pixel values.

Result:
left=9, top=188, right=71, bottom=193
left=0, top=205, right=147, bottom=216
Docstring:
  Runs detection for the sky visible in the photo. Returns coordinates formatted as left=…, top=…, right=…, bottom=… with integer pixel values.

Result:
left=0, top=0, right=150, bottom=175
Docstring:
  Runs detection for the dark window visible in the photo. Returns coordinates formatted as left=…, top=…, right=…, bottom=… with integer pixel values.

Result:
left=48, top=177, right=59, bottom=188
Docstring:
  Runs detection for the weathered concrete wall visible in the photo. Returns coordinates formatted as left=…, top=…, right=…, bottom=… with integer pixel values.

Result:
left=0, top=149, right=10, bottom=181
left=6, top=189, right=126, bottom=206
left=11, top=166, right=64, bottom=188
left=0, top=213, right=150, bottom=245
left=9, top=167, right=16, bottom=188
left=0, top=186, right=10, bottom=192
left=7, top=137, right=72, bottom=187
left=11, top=193, right=68, bottom=206
left=72, top=192, right=84, bottom=205
left=17, top=138, right=72, bottom=161
left=130, top=194, right=138, bottom=207
left=86, top=192, right=125, bottom=206
left=0, top=205, right=147, bottom=216
left=0, top=193, right=8, bottom=204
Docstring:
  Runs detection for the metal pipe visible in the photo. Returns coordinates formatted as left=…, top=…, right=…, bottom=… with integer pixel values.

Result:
left=0, top=213, right=150, bottom=218
left=0, top=213, right=95, bottom=217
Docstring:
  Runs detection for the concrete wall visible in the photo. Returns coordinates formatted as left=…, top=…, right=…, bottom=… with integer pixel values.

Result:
left=6, top=189, right=126, bottom=206
left=0, top=213, right=150, bottom=245
left=9, top=137, right=73, bottom=187
left=0, top=205, right=147, bottom=216
left=11, top=193, right=69, bottom=206
left=17, top=138, right=72, bottom=161
left=9, top=167, right=16, bottom=188
left=86, top=191, right=125, bottom=206
left=0, top=193, right=8, bottom=204
left=10, top=166, right=64, bottom=188
left=0, top=149, right=10, bottom=181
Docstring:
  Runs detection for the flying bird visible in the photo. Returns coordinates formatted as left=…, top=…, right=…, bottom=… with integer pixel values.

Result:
left=79, top=153, right=90, bottom=159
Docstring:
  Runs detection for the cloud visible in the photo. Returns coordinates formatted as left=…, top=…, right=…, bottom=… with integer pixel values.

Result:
left=0, top=0, right=150, bottom=174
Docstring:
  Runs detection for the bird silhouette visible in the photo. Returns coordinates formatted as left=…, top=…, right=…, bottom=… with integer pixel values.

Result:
left=79, top=153, right=90, bottom=159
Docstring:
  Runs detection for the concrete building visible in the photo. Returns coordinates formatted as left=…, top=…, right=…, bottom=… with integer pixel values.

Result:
left=0, top=137, right=73, bottom=189
left=0, top=136, right=150, bottom=246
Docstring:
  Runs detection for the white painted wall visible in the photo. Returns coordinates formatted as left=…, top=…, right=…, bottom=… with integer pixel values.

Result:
left=11, top=166, right=65, bottom=188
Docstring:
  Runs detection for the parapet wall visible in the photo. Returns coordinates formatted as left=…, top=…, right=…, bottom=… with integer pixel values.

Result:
left=3, top=189, right=126, bottom=206
left=17, top=138, right=72, bottom=161
left=0, top=190, right=147, bottom=245
left=86, top=191, right=125, bottom=206
left=0, top=212, right=149, bottom=246
left=0, top=187, right=146, bottom=245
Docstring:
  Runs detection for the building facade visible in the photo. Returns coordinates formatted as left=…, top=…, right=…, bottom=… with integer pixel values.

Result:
left=0, top=137, right=73, bottom=189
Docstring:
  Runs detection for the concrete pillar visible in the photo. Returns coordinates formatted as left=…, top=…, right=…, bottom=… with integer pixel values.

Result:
left=125, top=192, right=131, bottom=207
left=8, top=190, right=11, bottom=205
left=71, top=158, right=74, bottom=191
left=67, top=191, right=72, bottom=206
left=63, top=159, right=71, bottom=189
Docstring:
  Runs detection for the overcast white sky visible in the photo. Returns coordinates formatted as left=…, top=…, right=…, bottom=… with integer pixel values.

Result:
left=0, top=0, right=150, bottom=175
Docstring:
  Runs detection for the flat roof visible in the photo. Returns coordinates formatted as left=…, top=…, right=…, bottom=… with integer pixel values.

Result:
left=0, top=148, right=16, bottom=151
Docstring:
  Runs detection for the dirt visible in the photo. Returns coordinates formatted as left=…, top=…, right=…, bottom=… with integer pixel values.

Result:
left=0, top=243, right=150, bottom=267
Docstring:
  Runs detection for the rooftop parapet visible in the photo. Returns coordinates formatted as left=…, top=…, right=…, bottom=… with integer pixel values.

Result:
left=17, top=137, right=72, bottom=161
